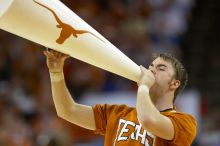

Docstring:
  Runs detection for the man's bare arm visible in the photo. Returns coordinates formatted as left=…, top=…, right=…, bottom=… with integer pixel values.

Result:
left=136, top=66, right=174, bottom=140
left=44, top=50, right=96, bottom=130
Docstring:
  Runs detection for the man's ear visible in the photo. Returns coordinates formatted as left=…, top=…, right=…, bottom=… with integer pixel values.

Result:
left=170, top=80, right=180, bottom=90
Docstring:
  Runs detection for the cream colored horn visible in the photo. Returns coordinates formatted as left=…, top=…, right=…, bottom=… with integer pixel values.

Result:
left=0, top=0, right=141, bottom=82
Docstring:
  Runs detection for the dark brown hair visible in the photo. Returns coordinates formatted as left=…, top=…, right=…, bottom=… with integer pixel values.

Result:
left=152, top=53, right=188, bottom=102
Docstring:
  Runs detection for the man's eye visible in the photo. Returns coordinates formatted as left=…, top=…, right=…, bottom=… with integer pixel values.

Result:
left=159, top=68, right=165, bottom=71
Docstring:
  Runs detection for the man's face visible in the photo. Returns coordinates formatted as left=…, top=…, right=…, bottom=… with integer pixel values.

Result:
left=148, top=57, right=176, bottom=99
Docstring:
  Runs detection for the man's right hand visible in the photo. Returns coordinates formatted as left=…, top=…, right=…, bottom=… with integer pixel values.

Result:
left=44, top=49, right=69, bottom=73
left=139, top=65, right=155, bottom=88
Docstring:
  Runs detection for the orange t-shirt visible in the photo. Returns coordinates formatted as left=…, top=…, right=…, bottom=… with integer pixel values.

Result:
left=93, top=104, right=197, bottom=146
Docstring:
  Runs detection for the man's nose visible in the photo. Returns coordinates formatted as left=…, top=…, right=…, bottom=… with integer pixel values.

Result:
left=149, top=66, right=156, bottom=74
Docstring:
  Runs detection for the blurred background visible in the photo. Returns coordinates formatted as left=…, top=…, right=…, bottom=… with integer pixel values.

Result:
left=0, top=0, right=219, bottom=145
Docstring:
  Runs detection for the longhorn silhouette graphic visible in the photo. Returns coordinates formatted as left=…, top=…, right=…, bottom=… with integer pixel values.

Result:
left=33, top=0, right=105, bottom=44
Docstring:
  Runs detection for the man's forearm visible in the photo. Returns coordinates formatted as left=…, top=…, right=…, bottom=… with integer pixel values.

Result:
left=50, top=72, right=76, bottom=116
left=136, top=85, right=161, bottom=127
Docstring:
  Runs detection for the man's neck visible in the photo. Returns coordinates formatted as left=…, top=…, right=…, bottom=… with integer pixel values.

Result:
left=154, top=92, right=174, bottom=111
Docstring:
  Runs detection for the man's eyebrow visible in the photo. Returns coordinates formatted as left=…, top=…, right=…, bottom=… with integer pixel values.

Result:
left=156, top=64, right=167, bottom=68
left=150, top=63, right=167, bottom=69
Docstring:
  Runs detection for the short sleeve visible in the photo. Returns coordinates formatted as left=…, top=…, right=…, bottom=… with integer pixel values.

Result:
left=92, top=104, right=109, bottom=135
left=92, top=104, right=131, bottom=135
left=166, top=113, right=197, bottom=145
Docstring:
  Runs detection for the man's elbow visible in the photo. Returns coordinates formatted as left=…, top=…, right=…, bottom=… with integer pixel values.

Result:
left=55, top=103, right=77, bottom=119
left=56, top=110, right=64, bottom=118
left=56, top=108, right=71, bottom=120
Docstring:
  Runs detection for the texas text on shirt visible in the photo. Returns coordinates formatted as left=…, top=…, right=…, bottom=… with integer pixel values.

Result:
left=93, top=104, right=197, bottom=146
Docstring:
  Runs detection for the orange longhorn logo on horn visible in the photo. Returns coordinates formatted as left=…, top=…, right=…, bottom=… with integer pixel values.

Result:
left=33, top=0, right=105, bottom=44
